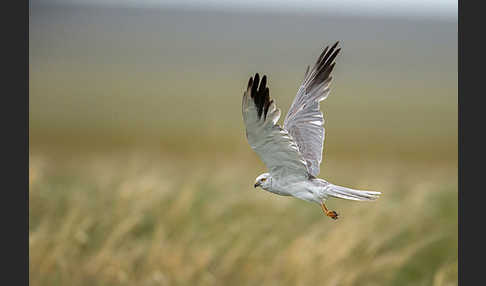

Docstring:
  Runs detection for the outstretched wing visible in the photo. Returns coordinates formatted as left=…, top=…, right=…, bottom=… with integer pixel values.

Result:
left=242, top=73, right=309, bottom=182
left=283, top=42, right=341, bottom=177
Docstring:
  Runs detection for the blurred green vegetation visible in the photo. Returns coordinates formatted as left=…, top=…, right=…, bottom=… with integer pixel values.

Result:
left=30, top=4, right=457, bottom=286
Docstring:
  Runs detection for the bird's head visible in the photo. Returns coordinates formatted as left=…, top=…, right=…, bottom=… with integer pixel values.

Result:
left=254, top=173, right=271, bottom=190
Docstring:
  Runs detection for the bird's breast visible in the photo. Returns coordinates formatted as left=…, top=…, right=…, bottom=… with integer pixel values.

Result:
left=268, top=179, right=322, bottom=203
left=268, top=180, right=310, bottom=196
left=266, top=186, right=292, bottom=196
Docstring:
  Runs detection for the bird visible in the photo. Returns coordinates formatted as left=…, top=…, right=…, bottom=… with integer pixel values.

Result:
left=241, top=42, right=380, bottom=220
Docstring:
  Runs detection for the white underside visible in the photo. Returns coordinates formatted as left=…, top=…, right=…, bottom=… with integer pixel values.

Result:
left=266, top=177, right=381, bottom=205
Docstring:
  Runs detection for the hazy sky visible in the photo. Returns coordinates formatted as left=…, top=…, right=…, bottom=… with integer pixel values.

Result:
left=36, top=0, right=457, bottom=20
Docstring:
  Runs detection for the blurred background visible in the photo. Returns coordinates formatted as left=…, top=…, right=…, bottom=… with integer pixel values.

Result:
left=29, top=0, right=457, bottom=285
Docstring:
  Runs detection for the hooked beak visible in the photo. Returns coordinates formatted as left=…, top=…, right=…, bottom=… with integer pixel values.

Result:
left=254, top=182, right=260, bottom=188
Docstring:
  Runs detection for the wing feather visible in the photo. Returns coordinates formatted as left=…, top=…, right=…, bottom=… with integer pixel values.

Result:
left=283, top=42, right=341, bottom=176
left=242, top=73, right=309, bottom=181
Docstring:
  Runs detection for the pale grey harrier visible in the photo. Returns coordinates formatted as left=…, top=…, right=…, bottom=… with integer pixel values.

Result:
left=242, top=42, right=380, bottom=220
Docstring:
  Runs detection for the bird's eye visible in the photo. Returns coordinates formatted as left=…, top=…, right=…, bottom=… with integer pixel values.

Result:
left=261, top=178, right=266, bottom=182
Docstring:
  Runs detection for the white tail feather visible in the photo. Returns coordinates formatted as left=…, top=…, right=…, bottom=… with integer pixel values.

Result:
left=327, top=184, right=381, bottom=201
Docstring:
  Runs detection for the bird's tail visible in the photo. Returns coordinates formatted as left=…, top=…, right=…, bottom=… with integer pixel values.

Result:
left=327, top=183, right=381, bottom=201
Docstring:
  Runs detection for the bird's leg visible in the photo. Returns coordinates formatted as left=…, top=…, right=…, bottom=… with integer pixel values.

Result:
left=321, top=202, right=339, bottom=220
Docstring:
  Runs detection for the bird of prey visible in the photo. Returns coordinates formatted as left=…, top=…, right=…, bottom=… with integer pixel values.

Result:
left=242, top=42, right=380, bottom=220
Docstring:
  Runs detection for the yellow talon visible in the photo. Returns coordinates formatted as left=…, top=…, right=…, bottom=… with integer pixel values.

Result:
left=321, top=202, right=339, bottom=220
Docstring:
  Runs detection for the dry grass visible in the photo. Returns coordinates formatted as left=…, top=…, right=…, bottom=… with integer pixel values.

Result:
left=29, top=149, right=457, bottom=286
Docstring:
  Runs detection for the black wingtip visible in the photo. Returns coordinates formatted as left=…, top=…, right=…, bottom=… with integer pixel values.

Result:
left=331, top=41, right=339, bottom=50
left=260, top=75, right=267, bottom=92
left=248, top=73, right=271, bottom=120
left=247, top=76, right=253, bottom=89
left=305, top=41, right=341, bottom=93
left=251, top=73, right=260, bottom=98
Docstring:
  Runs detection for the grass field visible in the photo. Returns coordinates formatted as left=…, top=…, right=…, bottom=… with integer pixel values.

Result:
left=29, top=4, right=457, bottom=285
left=29, top=148, right=457, bottom=286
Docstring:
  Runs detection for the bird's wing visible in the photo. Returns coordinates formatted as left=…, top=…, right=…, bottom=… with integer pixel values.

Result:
left=283, top=42, right=341, bottom=177
left=242, top=73, right=309, bottom=182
